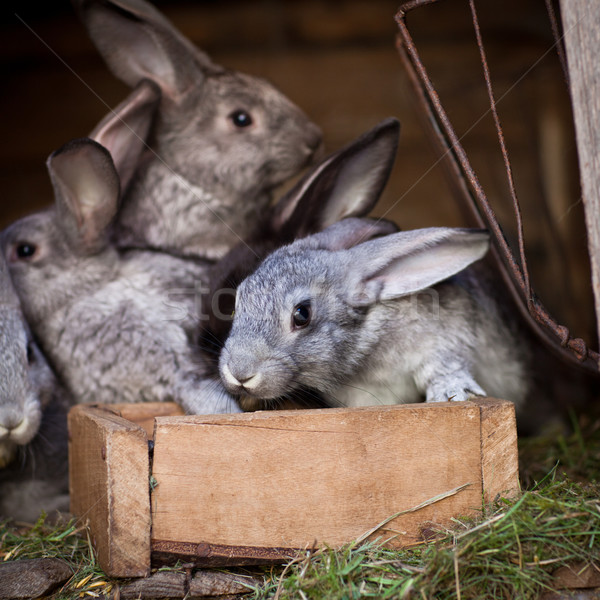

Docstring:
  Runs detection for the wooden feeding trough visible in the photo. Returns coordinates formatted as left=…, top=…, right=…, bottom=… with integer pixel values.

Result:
left=68, top=398, right=518, bottom=578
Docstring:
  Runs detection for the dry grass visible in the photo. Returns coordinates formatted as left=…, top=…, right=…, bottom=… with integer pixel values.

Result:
left=0, top=516, right=115, bottom=598
left=251, top=477, right=599, bottom=600
left=252, top=410, right=600, bottom=599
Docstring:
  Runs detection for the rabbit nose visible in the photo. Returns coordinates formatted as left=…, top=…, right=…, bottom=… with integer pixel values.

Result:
left=231, top=368, right=260, bottom=389
left=0, top=415, right=30, bottom=444
left=238, top=372, right=263, bottom=392
left=221, top=361, right=262, bottom=392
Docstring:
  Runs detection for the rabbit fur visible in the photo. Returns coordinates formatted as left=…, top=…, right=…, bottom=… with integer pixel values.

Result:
left=0, top=385, right=71, bottom=523
left=198, top=119, right=401, bottom=410
left=220, top=221, right=530, bottom=410
left=0, top=250, right=71, bottom=521
left=0, top=252, right=49, bottom=468
left=2, top=137, right=238, bottom=415
left=201, top=119, right=400, bottom=358
left=74, top=0, right=323, bottom=259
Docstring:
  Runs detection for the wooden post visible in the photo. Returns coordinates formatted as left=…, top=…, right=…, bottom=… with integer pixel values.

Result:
left=68, top=403, right=183, bottom=578
left=68, top=405, right=152, bottom=577
left=560, top=0, right=600, bottom=362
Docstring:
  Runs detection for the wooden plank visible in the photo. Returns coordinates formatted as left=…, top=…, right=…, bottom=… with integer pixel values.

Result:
left=151, top=540, right=294, bottom=568
left=95, top=402, right=185, bottom=440
left=117, top=569, right=260, bottom=599
left=68, top=405, right=151, bottom=578
left=0, top=558, right=72, bottom=599
left=472, top=398, right=519, bottom=503
left=560, top=0, right=600, bottom=357
left=150, top=401, right=495, bottom=564
left=118, top=571, right=186, bottom=599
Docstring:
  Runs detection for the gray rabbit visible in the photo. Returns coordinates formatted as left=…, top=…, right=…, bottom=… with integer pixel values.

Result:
left=0, top=251, right=70, bottom=521
left=2, top=137, right=238, bottom=415
left=0, top=252, right=47, bottom=469
left=0, top=391, right=71, bottom=523
left=199, top=118, right=401, bottom=411
left=219, top=220, right=530, bottom=410
left=74, top=0, right=323, bottom=259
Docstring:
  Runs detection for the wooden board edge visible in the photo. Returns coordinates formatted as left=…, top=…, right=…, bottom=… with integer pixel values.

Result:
left=151, top=539, right=299, bottom=568
left=104, top=401, right=184, bottom=419
left=68, top=406, right=110, bottom=572
left=107, top=427, right=152, bottom=577
left=68, top=404, right=152, bottom=578
left=75, top=402, right=185, bottom=440
left=472, top=398, right=520, bottom=503
left=152, top=398, right=484, bottom=427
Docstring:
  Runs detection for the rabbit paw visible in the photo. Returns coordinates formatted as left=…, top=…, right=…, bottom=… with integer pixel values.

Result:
left=425, top=374, right=486, bottom=403
left=177, top=380, right=243, bottom=415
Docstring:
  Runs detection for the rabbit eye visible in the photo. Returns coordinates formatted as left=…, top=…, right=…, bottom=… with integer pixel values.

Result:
left=15, top=242, right=37, bottom=260
left=292, top=300, right=311, bottom=329
left=229, top=110, right=253, bottom=128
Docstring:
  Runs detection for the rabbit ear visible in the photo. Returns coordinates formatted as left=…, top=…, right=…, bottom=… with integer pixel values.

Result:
left=297, top=217, right=399, bottom=251
left=343, top=228, right=490, bottom=305
left=47, top=138, right=120, bottom=254
left=75, top=0, right=219, bottom=99
left=271, top=118, right=400, bottom=238
left=89, top=79, right=161, bottom=191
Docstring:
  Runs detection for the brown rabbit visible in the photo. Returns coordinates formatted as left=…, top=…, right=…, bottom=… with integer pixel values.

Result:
left=74, top=0, right=323, bottom=259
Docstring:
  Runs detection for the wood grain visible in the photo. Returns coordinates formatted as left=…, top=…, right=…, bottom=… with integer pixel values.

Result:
left=69, top=399, right=519, bottom=571
left=68, top=405, right=152, bottom=578
left=96, top=402, right=185, bottom=439
left=560, top=0, right=600, bottom=358
left=117, top=569, right=260, bottom=599
left=472, top=397, right=519, bottom=503
left=118, top=571, right=186, bottom=599
left=0, top=558, right=72, bottom=598
left=150, top=401, right=488, bottom=557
